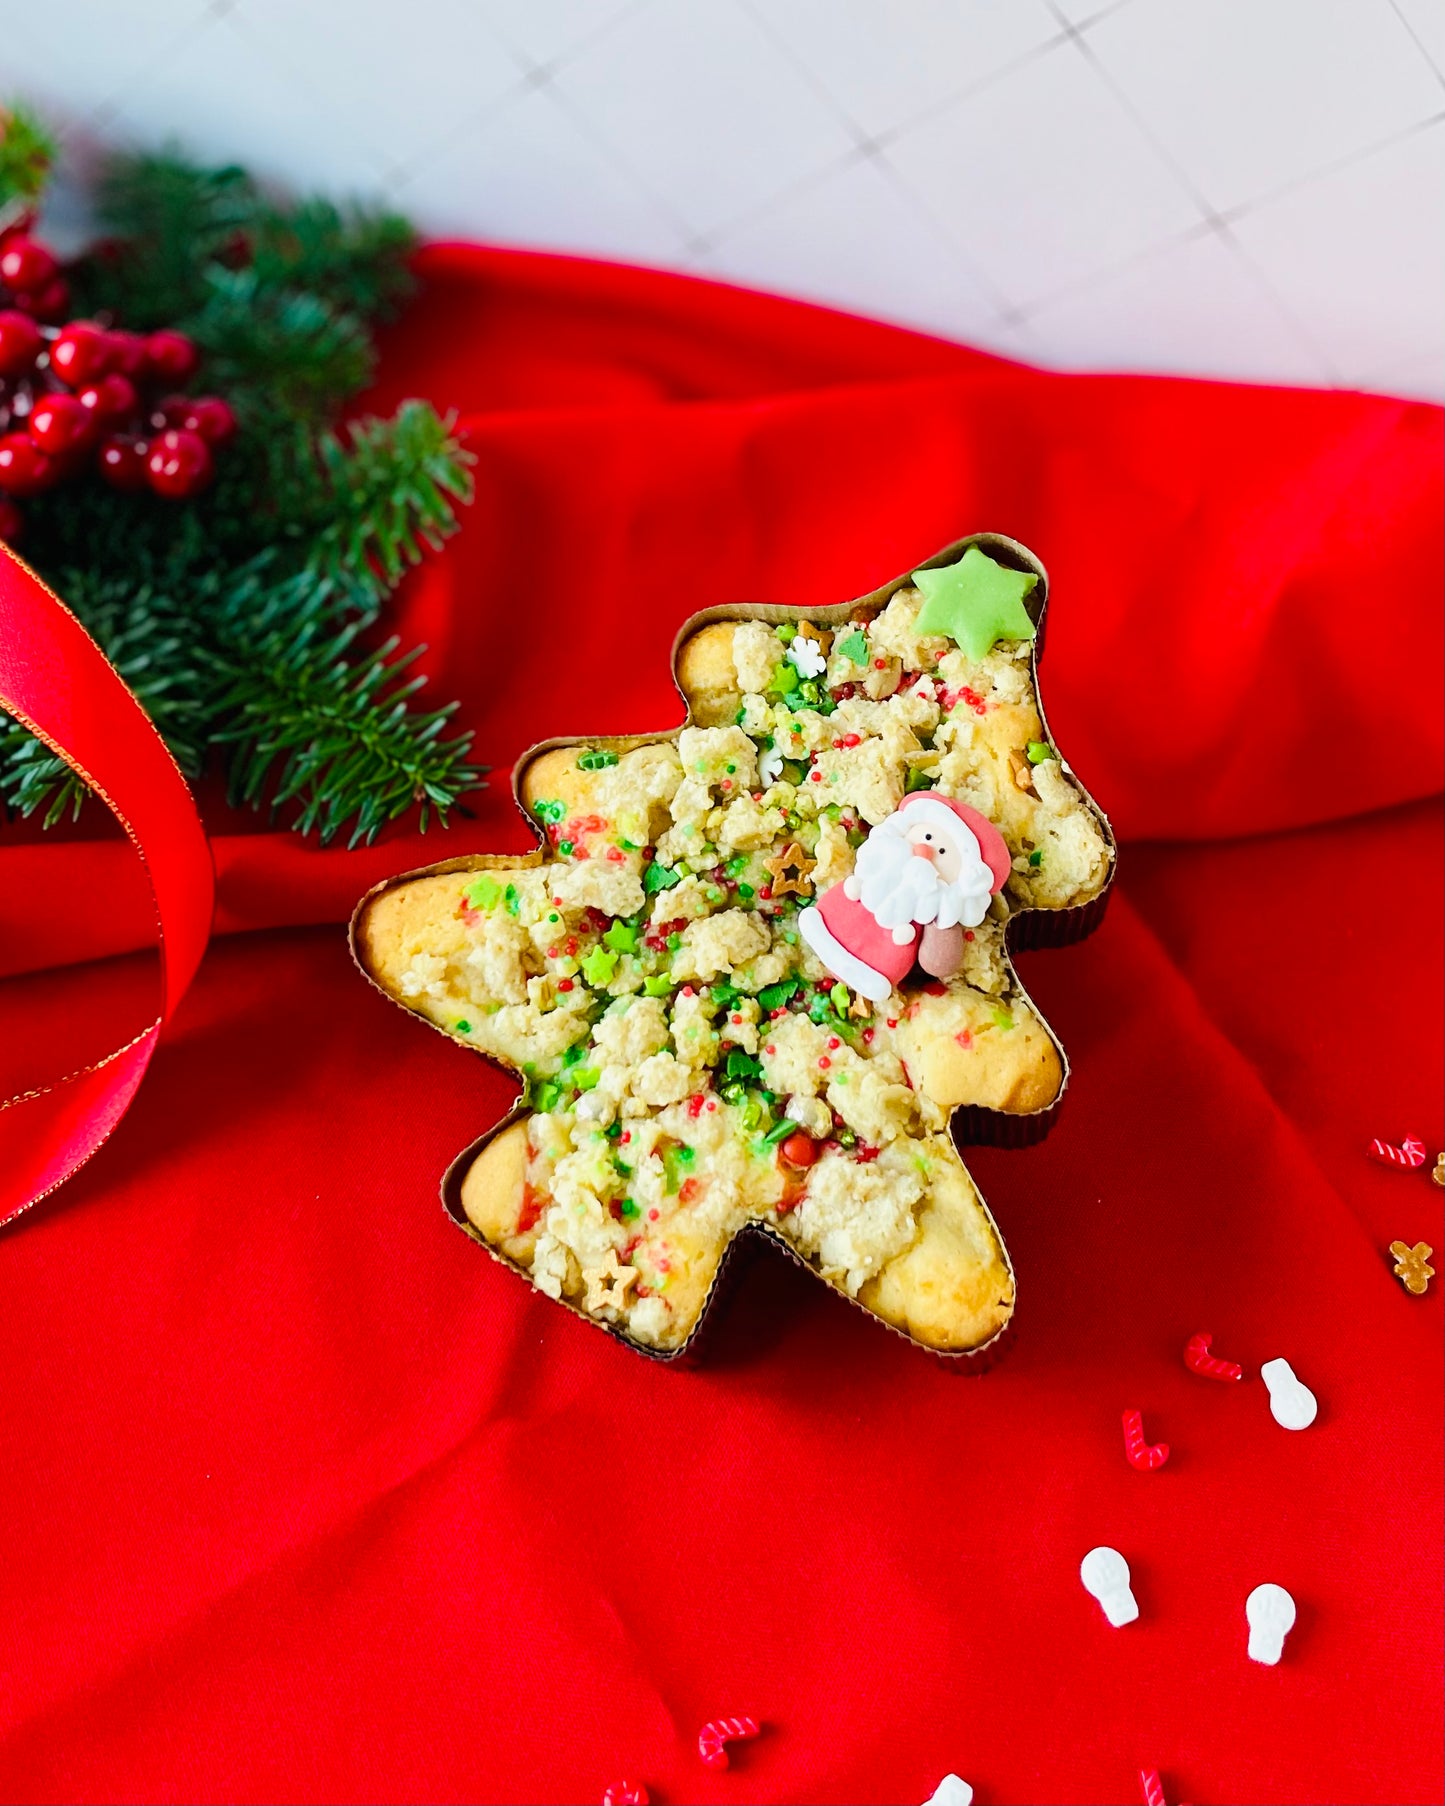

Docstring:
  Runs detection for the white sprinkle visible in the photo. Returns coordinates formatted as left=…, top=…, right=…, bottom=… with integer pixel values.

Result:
left=1261, top=1357, right=1317, bottom=1430
left=1080, top=1546, right=1138, bottom=1626
left=1245, top=1583, right=1297, bottom=1664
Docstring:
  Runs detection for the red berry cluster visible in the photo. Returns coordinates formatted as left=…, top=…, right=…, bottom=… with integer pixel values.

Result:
left=0, top=225, right=236, bottom=546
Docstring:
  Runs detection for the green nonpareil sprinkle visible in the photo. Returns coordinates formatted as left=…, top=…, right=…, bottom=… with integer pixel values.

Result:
left=738, top=883, right=755, bottom=900
left=533, top=799, right=565, bottom=824
left=557, top=840, right=574, bottom=857
left=724, top=854, right=749, bottom=877
left=1026, top=741, right=1052, bottom=764
left=504, top=883, right=519, bottom=916
left=454, top=1019, right=471, bottom=1032
left=619, top=1198, right=639, bottom=1220
left=604, top=1122, right=623, bottom=1140
left=666, top=932, right=683, bottom=952
left=561, top=1043, right=587, bottom=1067
left=1028, top=849, right=1044, bottom=867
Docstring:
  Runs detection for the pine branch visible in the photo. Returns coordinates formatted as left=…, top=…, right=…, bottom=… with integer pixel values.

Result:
left=247, top=196, right=416, bottom=320
left=82, top=147, right=255, bottom=325
left=185, top=266, right=374, bottom=418
left=207, top=621, right=482, bottom=847
left=0, top=100, right=56, bottom=213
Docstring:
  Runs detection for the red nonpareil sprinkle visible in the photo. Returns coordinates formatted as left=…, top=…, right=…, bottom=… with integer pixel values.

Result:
left=1121, top=1408, right=1170, bottom=1471
left=681, top=985, right=695, bottom=998
left=648, top=1207, right=659, bottom=1220
left=955, top=1030, right=973, bottom=1049
left=679, top=1177, right=702, bottom=1203
left=964, top=930, right=975, bottom=941
left=730, top=1012, right=743, bottom=1024
left=552, top=896, right=564, bottom=907
left=809, top=770, right=822, bottom=782
left=1184, top=1331, right=1244, bottom=1382
left=759, top=884, right=774, bottom=899
left=706, top=1099, right=717, bottom=1111
left=698, top=1717, right=760, bottom=1769
left=841, top=732, right=861, bottom=748
left=974, top=703, right=987, bottom=716
left=862, top=1028, right=875, bottom=1043
left=687, top=1095, right=705, bottom=1118
left=546, top=946, right=559, bottom=959
left=620, top=1131, right=631, bottom=1144
left=605, top=846, right=625, bottom=861
left=855, top=1143, right=880, bottom=1163
left=557, top=978, right=574, bottom=992
left=770, top=1007, right=786, bottom=1019
left=765, top=1044, right=777, bottom=1056
left=720, top=778, right=732, bottom=790
left=873, top=657, right=887, bottom=669
left=827, top=1036, right=840, bottom=1049
left=818, top=1056, right=831, bottom=1069
left=566, top=936, right=579, bottom=956
left=886, top=1018, right=898, bottom=1029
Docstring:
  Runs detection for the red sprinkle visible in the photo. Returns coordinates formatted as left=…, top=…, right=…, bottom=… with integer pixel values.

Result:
left=841, top=732, right=861, bottom=748
left=809, top=770, right=822, bottom=782
left=1367, top=1133, right=1428, bottom=1170
left=964, top=930, right=975, bottom=941
left=955, top=1030, right=973, bottom=1049
left=827, top=1036, right=841, bottom=1049
left=620, top=1131, right=631, bottom=1144
left=1184, top=1331, right=1244, bottom=1383
left=679, top=1177, right=702, bottom=1203
left=687, top=1095, right=705, bottom=1119
left=1122, top=1408, right=1170, bottom=1471
left=557, top=978, right=574, bottom=992
left=706, top=1099, right=717, bottom=1111
left=873, top=657, right=887, bottom=669
left=862, top=1028, right=875, bottom=1043
left=886, top=1018, right=898, bottom=1029
left=780, top=1132, right=819, bottom=1169
left=605, top=846, right=625, bottom=861
left=818, top=1056, right=831, bottom=1069
left=765, top=1044, right=777, bottom=1055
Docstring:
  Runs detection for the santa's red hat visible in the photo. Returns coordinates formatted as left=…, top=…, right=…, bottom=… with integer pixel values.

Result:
left=896, top=791, right=1011, bottom=892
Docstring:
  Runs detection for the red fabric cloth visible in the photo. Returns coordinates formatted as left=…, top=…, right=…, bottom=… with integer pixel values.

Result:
left=0, top=245, right=1440, bottom=1805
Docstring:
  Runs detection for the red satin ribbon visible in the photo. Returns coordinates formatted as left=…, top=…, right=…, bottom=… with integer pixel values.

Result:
left=0, top=544, right=213, bottom=1225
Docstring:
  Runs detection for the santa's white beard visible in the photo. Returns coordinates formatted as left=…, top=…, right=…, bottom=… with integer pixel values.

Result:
left=852, top=817, right=996, bottom=931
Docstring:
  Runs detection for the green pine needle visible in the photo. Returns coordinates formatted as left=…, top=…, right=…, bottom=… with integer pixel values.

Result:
left=0, top=100, right=56, bottom=211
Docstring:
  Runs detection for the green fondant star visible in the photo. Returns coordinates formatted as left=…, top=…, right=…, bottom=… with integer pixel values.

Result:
left=911, top=547, right=1038, bottom=661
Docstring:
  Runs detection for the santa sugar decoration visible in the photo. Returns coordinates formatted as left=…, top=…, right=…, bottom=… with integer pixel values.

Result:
left=798, top=791, right=1011, bottom=1002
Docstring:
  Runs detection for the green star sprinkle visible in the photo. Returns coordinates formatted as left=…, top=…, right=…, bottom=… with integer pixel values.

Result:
left=581, top=946, right=619, bottom=986
left=1026, top=741, right=1052, bottom=763
left=911, top=547, right=1038, bottom=662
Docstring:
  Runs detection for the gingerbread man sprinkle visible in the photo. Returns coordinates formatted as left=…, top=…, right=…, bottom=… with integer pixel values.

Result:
left=1389, top=1240, right=1434, bottom=1296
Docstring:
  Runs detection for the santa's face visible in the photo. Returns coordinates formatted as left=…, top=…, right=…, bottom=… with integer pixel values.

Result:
left=901, top=815, right=963, bottom=883
left=846, top=806, right=997, bottom=933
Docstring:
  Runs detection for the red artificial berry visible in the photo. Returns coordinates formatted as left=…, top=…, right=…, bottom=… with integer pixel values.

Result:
left=16, top=276, right=70, bottom=322
left=105, top=330, right=148, bottom=378
left=0, top=433, right=56, bottom=496
left=145, top=427, right=213, bottom=498
left=144, top=329, right=199, bottom=383
left=49, top=321, right=110, bottom=387
left=182, top=395, right=237, bottom=446
left=28, top=391, right=94, bottom=455
left=780, top=1131, right=820, bottom=1169
left=151, top=393, right=193, bottom=430
left=0, top=497, right=23, bottom=543
left=78, top=373, right=139, bottom=424
left=0, top=308, right=42, bottom=376
left=98, top=434, right=150, bottom=492
left=0, top=236, right=58, bottom=293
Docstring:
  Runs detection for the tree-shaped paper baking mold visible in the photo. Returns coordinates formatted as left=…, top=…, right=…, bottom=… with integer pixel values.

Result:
left=352, top=534, right=1115, bottom=1364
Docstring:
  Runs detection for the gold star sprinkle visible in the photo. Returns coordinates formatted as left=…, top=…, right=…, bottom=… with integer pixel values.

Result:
left=1432, top=1152, right=1444, bottom=1188
left=583, top=1251, right=638, bottom=1313
left=766, top=840, right=815, bottom=899
left=1389, top=1240, right=1434, bottom=1296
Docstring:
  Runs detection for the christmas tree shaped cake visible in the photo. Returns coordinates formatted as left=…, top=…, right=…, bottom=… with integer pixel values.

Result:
left=353, top=535, right=1114, bottom=1361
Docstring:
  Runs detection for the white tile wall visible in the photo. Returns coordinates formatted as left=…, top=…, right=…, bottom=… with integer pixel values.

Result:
left=5, top=0, right=1443, bottom=399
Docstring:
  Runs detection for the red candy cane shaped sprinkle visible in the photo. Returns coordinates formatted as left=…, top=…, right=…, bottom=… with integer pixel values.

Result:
left=1367, top=1133, right=1428, bottom=1170
left=602, top=1785, right=648, bottom=1805
left=698, top=1716, right=760, bottom=1769
left=1184, top=1331, right=1244, bottom=1382
left=1122, top=1408, right=1170, bottom=1470
left=1139, top=1770, right=1166, bottom=1806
